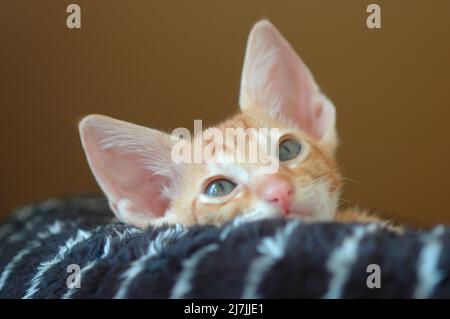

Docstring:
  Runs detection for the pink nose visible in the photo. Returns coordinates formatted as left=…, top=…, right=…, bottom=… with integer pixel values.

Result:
left=259, top=176, right=294, bottom=215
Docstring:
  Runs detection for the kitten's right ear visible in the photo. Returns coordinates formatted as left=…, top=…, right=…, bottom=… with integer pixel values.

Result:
left=239, top=20, right=337, bottom=151
left=79, top=115, right=179, bottom=229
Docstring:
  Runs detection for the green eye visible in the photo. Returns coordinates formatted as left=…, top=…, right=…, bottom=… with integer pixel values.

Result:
left=279, top=138, right=302, bottom=161
left=204, top=179, right=237, bottom=197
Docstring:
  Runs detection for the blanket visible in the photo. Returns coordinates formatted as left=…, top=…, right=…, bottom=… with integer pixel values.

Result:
left=0, top=196, right=449, bottom=298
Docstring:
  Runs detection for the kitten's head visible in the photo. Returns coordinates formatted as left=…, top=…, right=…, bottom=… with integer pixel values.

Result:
left=79, top=20, right=341, bottom=228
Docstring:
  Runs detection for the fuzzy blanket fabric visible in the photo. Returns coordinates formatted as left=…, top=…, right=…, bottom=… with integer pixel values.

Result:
left=0, top=196, right=449, bottom=299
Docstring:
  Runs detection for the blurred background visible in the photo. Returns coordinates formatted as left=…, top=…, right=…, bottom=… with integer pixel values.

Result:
left=1, top=1, right=449, bottom=227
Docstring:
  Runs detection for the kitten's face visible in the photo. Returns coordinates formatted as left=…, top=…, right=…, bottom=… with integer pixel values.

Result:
left=79, top=20, right=341, bottom=228
left=169, top=110, right=341, bottom=226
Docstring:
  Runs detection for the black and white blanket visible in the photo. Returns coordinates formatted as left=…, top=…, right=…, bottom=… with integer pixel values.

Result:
left=0, top=196, right=449, bottom=299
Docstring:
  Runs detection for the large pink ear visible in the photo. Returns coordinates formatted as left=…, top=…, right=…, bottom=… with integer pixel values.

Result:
left=239, top=20, right=337, bottom=150
left=79, top=115, right=179, bottom=228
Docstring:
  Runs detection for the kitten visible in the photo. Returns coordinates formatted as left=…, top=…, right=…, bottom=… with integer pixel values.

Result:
left=79, top=20, right=387, bottom=229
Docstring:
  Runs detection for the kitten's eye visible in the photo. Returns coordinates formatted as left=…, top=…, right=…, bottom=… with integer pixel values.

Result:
left=204, top=179, right=237, bottom=197
left=279, top=138, right=302, bottom=161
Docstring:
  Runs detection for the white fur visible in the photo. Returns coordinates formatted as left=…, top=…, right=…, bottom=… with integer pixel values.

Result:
left=0, top=242, right=40, bottom=291
left=238, top=177, right=338, bottom=223
left=6, top=215, right=44, bottom=243
left=0, top=220, right=65, bottom=292
left=170, top=244, right=218, bottom=299
left=115, top=198, right=152, bottom=228
left=414, top=226, right=445, bottom=298
left=14, top=204, right=34, bottom=221
left=63, top=236, right=111, bottom=297
left=115, top=225, right=187, bottom=299
left=323, top=224, right=378, bottom=299
left=242, top=220, right=300, bottom=298
left=219, top=215, right=254, bottom=240
left=62, top=227, right=142, bottom=298
left=240, top=201, right=283, bottom=222
left=0, top=224, right=14, bottom=242
left=39, top=198, right=63, bottom=212
left=23, top=229, right=92, bottom=299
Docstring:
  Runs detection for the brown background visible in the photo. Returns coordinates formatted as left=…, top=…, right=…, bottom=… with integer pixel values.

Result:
left=1, top=1, right=449, bottom=228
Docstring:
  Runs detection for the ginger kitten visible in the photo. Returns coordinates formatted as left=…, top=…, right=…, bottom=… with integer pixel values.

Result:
left=79, top=20, right=385, bottom=229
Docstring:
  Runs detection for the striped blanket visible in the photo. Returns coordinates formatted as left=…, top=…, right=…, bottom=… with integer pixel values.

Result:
left=0, top=196, right=449, bottom=299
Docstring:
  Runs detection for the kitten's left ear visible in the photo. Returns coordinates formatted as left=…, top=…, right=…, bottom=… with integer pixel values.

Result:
left=239, top=20, right=337, bottom=151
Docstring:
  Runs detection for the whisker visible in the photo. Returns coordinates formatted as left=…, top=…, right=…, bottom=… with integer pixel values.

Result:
left=341, top=176, right=361, bottom=185
left=338, top=198, right=358, bottom=207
